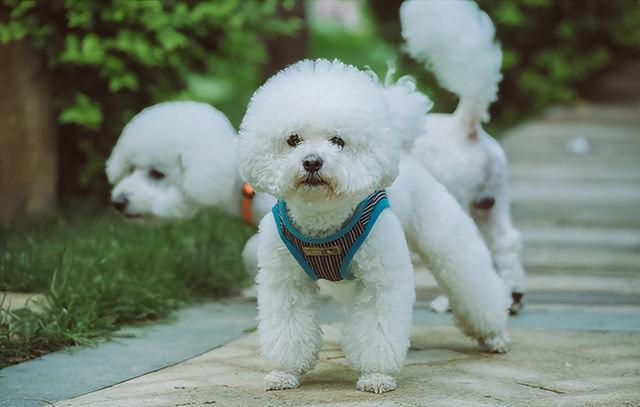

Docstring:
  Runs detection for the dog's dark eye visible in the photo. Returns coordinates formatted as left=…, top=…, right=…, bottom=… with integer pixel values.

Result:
left=287, top=134, right=302, bottom=147
left=149, top=169, right=165, bottom=180
left=330, top=136, right=345, bottom=149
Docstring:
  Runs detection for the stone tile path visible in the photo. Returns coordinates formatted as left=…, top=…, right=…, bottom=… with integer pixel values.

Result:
left=57, top=324, right=640, bottom=407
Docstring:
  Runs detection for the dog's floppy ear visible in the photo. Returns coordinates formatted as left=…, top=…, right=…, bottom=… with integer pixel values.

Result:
left=105, top=144, right=128, bottom=184
left=237, top=128, right=278, bottom=196
left=179, top=137, right=239, bottom=208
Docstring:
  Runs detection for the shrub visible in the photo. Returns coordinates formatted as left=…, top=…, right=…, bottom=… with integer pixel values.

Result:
left=0, top=0, right=302, bottom=198
left=478, top=0, right=640, bottom=127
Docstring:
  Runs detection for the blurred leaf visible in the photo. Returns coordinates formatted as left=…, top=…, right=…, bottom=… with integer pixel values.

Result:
left=156, top=29, right=187, bottom=52
left=81, top=34, right=104, bottom=65
left=9, top=0, right=36, bottom=19
left=494, top=2, right=524, bottom=26
left=66, top=2, right=93, bottom=29
left=0, top=20, right=28, bottom=43
left=108, top=72, right=138, bottom=92
left=59, top=34, right=81, bottom=63
left=59, top=93, right=103, bottom=130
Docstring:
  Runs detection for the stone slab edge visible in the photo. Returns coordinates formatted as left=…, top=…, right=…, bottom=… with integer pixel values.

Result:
left=0, top=300, right=258, bottom=404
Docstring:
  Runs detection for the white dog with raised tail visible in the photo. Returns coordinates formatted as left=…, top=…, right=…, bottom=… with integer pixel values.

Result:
left=239, top=59, right=510, bottom=394
left=401, top=0, right=526, bottom=314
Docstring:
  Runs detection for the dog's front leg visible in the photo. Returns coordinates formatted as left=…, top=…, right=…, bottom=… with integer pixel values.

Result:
left=342, top=212, right=415, bottom=393
left=256, top=248, right=322, bottom=390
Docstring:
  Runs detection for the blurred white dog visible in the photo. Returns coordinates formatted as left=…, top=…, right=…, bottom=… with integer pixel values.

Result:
left=239, top=59, right=509, bottom=393
left=106, top=101, right=274, bottom=222
left=401, top=0, right=526, bottom=313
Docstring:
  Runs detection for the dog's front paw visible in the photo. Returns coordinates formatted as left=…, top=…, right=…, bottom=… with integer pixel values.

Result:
left=356, top=373, right=397, bottom=394
left=480, top=332, right=510, bottom=353
left=264, top=370, right=300, bottom=391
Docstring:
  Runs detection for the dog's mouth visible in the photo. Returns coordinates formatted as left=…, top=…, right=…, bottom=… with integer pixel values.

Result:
left=299, top=174, right=327, bottom=187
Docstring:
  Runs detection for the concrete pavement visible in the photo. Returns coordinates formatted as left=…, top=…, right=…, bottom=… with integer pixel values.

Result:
left=56, top=316, right=640, bottom=407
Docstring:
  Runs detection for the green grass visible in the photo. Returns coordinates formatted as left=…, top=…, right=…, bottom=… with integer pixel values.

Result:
left=0, top=206, right=254, bottom=367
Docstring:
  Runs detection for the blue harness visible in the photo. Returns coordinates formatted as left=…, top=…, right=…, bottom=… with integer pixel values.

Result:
left=272, top=190, right=389, bottom=282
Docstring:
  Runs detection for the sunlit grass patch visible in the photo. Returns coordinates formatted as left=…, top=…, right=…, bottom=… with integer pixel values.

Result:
left=0, top=207, right=254, bottom=366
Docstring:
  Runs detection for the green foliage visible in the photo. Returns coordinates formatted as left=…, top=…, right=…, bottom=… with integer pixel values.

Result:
left=0, top=207, right=255, bottom=366
left=475, top=0, right=640, bottom=128
left=59, top=93, right=103, bottom=130
left=0, top=0, right=301, bottom=197
left=368, top=0, right=640, bottom=131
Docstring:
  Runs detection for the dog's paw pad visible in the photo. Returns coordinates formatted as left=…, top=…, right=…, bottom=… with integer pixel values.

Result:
left=480, top=332, right=510, bottom=353
left=264, top=371, right=300, bottom=391
left=356, top=373, right=397, bottom=394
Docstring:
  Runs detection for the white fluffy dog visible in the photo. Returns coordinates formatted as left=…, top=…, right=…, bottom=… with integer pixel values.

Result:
left=106, top=101, right=239, bottom=220
left=401, top=0, right=526, bottom=313
left=239, top=59, right=509, bottom=394
left=105, top=101, right=274, bottom=225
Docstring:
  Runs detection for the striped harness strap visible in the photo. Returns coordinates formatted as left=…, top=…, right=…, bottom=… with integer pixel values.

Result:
left=272, top=190, right=389, bottom=282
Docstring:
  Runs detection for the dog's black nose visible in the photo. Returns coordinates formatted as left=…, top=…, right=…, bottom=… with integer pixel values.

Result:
left=112, top=195, right=129, bottom=212
left=302, top=154, right=323, bottom=173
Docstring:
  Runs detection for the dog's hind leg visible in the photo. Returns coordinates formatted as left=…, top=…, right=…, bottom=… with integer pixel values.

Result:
left=393, top=158, right=510, bottom=352
left=472, top=167, right=526, bottom=315
left=470, top=147, right=525, bottom=314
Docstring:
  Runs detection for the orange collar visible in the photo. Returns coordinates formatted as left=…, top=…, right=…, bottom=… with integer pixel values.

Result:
left=241, top=182, right=256, bottom=225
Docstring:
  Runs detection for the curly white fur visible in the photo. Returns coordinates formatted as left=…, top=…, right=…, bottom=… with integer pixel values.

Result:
left=401, top=0, right=501, bottom=123
left=240, top=59, right=509, bottom=393
left=401, top=0, right=526, bottom=309
left=106, top=101, right=275, bottom=224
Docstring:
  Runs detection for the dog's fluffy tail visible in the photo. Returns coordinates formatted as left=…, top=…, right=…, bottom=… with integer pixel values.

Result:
left=400, top=0, right=501, bottom=126
left=382, top=68, right=433, bottom=150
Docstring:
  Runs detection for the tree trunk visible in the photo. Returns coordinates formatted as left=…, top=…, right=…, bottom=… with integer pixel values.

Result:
left=262, top=1, right=308, bottom=80
left=0, top=39, right=57, bottom=224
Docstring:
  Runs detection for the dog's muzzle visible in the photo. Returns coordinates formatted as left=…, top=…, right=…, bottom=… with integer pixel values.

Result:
left=302, top=154, right=323, bottom=173
left=112, top=194, right=129, bottom=212
left=301, top=154, right=326, bottom=186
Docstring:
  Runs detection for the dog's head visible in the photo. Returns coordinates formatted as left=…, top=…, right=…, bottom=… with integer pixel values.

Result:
left=106, top=101, right=238, bottom=221
left=239, top=59, right=414, bottom=203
